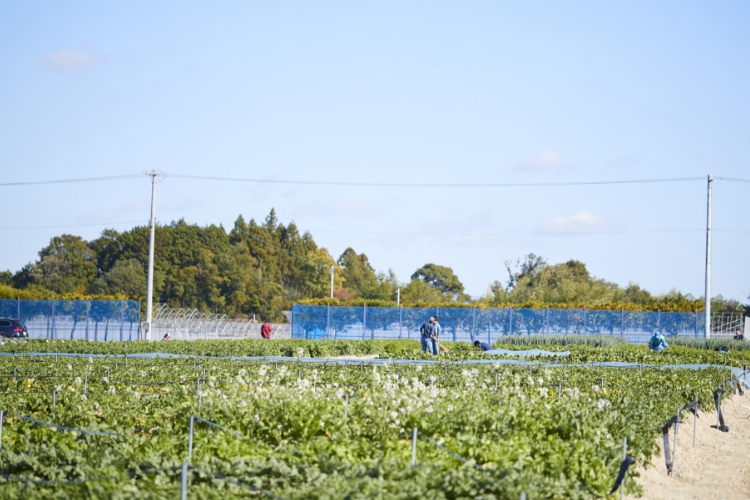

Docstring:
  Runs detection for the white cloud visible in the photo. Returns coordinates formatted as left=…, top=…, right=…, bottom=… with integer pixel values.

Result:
left=38, top=49, right=100, bottom=72
left=537, top=211, right=621, bottom=234
left=515, top=149, right=565, bottom=172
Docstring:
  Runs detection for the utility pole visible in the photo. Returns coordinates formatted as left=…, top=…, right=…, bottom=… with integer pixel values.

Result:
left=330, top=266, right=334, bottom=299
left=704, top=175, right=713, bottom=339
left=145, top=170, right=159, bottom=341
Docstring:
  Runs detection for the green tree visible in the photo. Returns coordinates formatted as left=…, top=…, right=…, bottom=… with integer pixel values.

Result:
left=0, top=271, right=12, bottom=286
left=29, top=235, right=98, bottom=293
left=411, top=263, right=465, bottom=297
left=90, top=259, right=147, bottom=297
left=401, top=278, right=444, bottom=304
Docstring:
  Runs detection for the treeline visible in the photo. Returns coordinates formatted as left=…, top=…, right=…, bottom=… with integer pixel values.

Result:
left=1, top=210, right=745, bottom=320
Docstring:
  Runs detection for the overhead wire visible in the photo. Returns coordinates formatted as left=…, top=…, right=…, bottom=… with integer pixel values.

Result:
left=166, top=173, right=705, bottom=188
left=0, top=221, right=144, bottom=231
left=1, top=172, right=746, bottom=189
left=0, top=174, right=142, bottom=187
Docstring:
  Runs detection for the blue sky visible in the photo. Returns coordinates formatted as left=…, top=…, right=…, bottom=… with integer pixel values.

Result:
left=1, top=1, right=748, bottom=301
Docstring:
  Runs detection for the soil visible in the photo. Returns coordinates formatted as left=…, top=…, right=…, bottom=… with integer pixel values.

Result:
left=629, top=395, right=750, bottom=499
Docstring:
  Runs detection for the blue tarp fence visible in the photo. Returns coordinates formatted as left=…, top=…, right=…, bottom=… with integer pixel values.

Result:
left=0, top=299, right=141, bottom=341
left=291, top=305, right=706, bottom=344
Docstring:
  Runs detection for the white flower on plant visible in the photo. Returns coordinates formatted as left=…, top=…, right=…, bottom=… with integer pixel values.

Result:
left=109, top=386, right=116, bottom=394
left=102, top=377, right=109, bottom=384
left=80, top=394, right=87, bottom=402
left=75, top=377, right=82, bottom=384
left=88, top=357, right=93, bottom=363
left=319, top=421, right=325, bottom=427
left=67, top=364, right=72, bottom=371
left=597, top=399, right=611, bottom=410
left=254, top=414, right=260, bottom=421
left=239, top=369, right=247, bottom=376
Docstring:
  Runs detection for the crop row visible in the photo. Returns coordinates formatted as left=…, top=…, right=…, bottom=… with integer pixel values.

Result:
left=1, top=339, right=749, bottom=367
left=0, top=354, right=736, bottom=499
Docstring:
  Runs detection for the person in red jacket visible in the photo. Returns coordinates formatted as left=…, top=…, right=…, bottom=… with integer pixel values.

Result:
left=260, top=321, right=272, bottom=340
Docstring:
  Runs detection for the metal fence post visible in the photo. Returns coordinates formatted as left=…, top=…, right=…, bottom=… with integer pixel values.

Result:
left=361, top=303, right=366, bottom=339
left=509, top=308, right=513, bottom=335
left=621, top=309, right=625, bottom=337
left=399, top=306, right=403, bottom=339
left=471, top=307, right=476, bottom=342
left=695, top=311, right=698, bottom=337
left=0, top=410, right=4, bottom=448
left=658, top=309, right=662, bottom=332
left=326, top=304, right=331, bottom=340
left=546, top=306, right=549, bottom=333
left=51, top=298, right=56, bottom=340
left=120, top=299, right=125, bottom=342
left=85, top=300, right=90, bottom=341
left=487, top=323, right=491, bottom=344
left=584, top=309, right=588, bottom=334
left=16, top=298, right=20, bottom=320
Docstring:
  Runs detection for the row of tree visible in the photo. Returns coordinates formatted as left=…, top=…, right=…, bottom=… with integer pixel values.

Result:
left=1, top=209, right=744, bottom=320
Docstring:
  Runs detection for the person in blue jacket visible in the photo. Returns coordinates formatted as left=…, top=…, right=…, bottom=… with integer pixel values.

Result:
left=648, top=330, right=669, bottom=352
left=419, top=317, right=437, bottom=355
left=474, top=340, right=492, bottom=351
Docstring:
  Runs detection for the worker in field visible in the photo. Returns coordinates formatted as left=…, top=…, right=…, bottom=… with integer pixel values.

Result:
left=260, top=320, right=273, bottom=340
left=419, top=317, right=437, bottom=355
left=431, top=316, right=448, bottom=354
left=648, top=330, right=669, bottom=352
left=474, top=340, right=492, bottom=351
left=734, top=328, right=745, bottom=341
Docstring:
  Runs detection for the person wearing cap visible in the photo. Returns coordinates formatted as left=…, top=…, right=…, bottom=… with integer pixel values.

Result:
left=419, top=317, right=437, bottom=355
left=648, top=330, right=669, bottom=352
left=474, top=340, right=492, bottom=351
left=734, top=329, right=745, bottom=341
left=161, top=334, right=170, bottom=341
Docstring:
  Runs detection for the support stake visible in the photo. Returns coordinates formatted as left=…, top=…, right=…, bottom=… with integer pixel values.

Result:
left=188, top=416, right=195, bottom=462
left=621, top=437, right=628, bottom=500
left=411, top=428, right=418, bottom=465
left=181, top=463, right=189, bottom=500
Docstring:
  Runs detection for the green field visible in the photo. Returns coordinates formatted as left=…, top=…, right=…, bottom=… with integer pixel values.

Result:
left=0, top=339, right=741, bottom=499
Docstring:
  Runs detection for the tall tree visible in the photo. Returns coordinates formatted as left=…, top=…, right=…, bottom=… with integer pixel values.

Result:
left=411, top=263, right=465, bottom=296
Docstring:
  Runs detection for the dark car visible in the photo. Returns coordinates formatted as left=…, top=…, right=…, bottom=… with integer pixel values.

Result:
left=0, top=318, right=28, bottom=338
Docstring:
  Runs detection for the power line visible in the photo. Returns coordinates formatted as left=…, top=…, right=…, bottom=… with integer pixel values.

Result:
left=309, top=228, right=706, bottom=237
left=0, top=174, right=142, bottom=187
left=715, top=176, right=750, bottom=183
left=0, top=221, right=144, bottom=231
left=1, top=172, right=743, bottom=189
left=167, top=173, right=705, bottom=188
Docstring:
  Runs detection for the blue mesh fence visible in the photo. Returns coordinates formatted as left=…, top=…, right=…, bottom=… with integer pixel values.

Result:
left=0, top=300, right=141, bottom=341
left=292, top=305, right=706, bottom=344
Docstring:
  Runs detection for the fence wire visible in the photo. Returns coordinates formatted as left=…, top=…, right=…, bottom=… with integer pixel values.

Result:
left=292, top=305, right=709, bottom=344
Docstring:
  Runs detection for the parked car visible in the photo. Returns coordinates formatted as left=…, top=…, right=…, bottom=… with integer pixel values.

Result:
left=0, top=318, right=28, bottom=338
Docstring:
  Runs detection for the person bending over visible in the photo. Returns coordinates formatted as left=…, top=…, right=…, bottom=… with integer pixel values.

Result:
left=648, top=330, right=669, bottom=352
left=474, top=340, right=492, bottom=351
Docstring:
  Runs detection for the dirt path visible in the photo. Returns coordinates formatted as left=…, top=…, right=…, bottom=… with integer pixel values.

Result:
left=629, top=396, right=750, bottom=500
